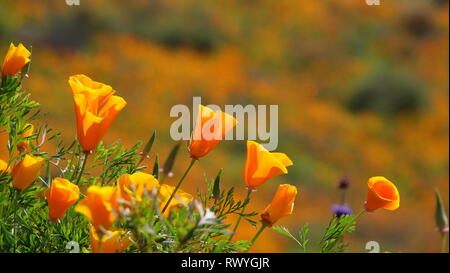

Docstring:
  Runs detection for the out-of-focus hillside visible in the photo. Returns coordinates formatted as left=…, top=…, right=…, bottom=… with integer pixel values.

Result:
left=0, top=0, right=448, bottom=252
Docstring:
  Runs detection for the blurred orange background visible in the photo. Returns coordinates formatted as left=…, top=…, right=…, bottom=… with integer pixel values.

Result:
left=0, top=0, right=448, bottom=252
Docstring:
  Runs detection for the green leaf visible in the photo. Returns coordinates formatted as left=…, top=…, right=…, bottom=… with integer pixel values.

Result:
left=161, top=142, right=180, bottom=177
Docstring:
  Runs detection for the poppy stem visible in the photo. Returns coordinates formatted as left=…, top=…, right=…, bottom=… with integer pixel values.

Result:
left=12, top=190, right=18, bottom=253
left=440, top=232, right=448, bottom=253
left=228, top=188, right=253, bottom=242
left=248, top=222, right=268, bottom=250
left=161, top=158, right=196, bottom=214
left=75, top=152, right=89, bottom=185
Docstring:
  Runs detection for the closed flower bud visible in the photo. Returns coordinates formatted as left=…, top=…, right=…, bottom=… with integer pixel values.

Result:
left=159, top=184, right=193, bottom=217
left=12, top=154, right=44, bottom=191
left=117, top=172, right=159, bottom=204
left=1, top=43, right=31, bottom=76
left=261, top=184, right=298, bottom=226
left=68, top=74, right=127, bottom=153
left=189, top=104, right=237, bottom=159
left=75, top=185, right=119, bottom=231
left=89, top=226, right=131, bottom=253
left=45, top=178, right=80, bottom=222
left=244, top=141, right=293, bottom=188
left=364, top=176, right=400, bottom=212
left=338, top=177, right=350, bottom=189
left=434, top=189, right=449, bottom=233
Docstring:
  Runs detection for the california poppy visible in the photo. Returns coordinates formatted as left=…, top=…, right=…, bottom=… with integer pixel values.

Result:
left=159, top=184, right=193, bottom=217
left=261, top=184, right=298, bottom=226
left=1, top=43, right=31, bottom=76
left=69, top=74, right=127, bottom=153
left=365, top=176, right=400, bottom=212
left=189, top=104, right=237, bottom=159
left=75, top=185, right=119, bottom=231
left=89, top=225, right=131, bottom=253
left=45, top=178, right=80, bottom=222
left=117, top=172, right=159, bottom=204
left=0, top=159, right=10, bottom=174
left=244, top=141, right=293, bottom=188
left=12, top=154, right=44, bottom=191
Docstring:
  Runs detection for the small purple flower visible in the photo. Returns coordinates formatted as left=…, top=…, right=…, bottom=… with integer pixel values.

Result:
left=331, top=204, right=353, bottom=217
left=338, top=177, right=350, bottom=189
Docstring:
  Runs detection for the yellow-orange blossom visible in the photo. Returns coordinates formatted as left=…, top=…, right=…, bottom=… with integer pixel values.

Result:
left=45, top=178, right=80, bottom=222
left=189, top=104, right=237, bottom=159
left=261, top=184, right=298, bottom=226
left=75, top=185, right=119, bottom=232
left=89, top=226, right=131, bottom=253
left=244, top=140, right=293, bottom=188
left=69, top=74, right=127, bottom=153
left=1, top=43, right=31, bottom=76
left=365, top=176, right=400, bottom=212
left=12, top=154, right=44, bottom=191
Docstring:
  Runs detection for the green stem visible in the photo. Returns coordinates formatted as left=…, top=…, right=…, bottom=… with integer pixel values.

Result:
left=75, top=153, right=89, bottom=185
left=340, top=190, right=346, bottom=204
left=12, top=190, right=18, bottom=253
left=353, top=209, right=365, bottom=222
left=248, top=222, right=268, bottom=251
left=228, top=188, right=253, bottom=242
left=440, top=232, right=448, bottom=253
left=161, top=158, right=196, bottom=214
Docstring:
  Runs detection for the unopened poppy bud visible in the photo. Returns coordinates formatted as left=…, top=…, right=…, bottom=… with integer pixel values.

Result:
left=434, top=189, right=449, bottom=233
left=338, top=177, right=350, bottom=190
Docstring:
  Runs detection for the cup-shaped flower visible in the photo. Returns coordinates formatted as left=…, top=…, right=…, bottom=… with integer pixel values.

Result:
left=68, top=74, right=127, bottom=153
left=44, top=178, right=80, bottom=222
left=1, top=43, right=31, bottom=76
left=188, top=104, right=237, bottom=159
left=244, top=141, right=293, bottom=188
left=159, top=184, right=193, bottom=217
left=17, top=123, right=34, bottom=152
left=89, top=226, right=131, bottom=253
left=261, top=184, right=298, bottom=226
left=117, top=172, right=159, bottom=204
left=12, top=154, right=44, bottom=191
left=365, top=176, right=400, bottom=212
left=75, top=185, right=119, bottom=231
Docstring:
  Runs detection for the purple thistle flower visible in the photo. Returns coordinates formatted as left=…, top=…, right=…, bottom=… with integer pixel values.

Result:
left=331, top=204, right=353, bottom=217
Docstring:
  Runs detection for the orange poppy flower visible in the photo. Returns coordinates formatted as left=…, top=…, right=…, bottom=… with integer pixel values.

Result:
left=159, top=184, right=193, bottom=217
left=89, top=226, right=131, bottom=253
left=45, top=178, right=80, bottom=222
left=68, top=74, right=127, bottom=153
left=75, top=185, right=119, bottom=232
left=0, top=159, right=10, bottom=174
left=365, top=176, right=400, bottom=212
left=11, top=154, right=44, bottom=191
left=188, top=104, right=237, bottom=159
left=261, top=184, right=298, bottom=226
left=117, top=172, right=159, bottom=204
left=244, top=141, right=293, bottom=188
left=1, top=43, right=31, bottom=76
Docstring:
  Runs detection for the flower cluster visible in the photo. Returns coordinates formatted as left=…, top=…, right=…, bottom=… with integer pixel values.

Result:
left=0, top=42, right=403, bottom=253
